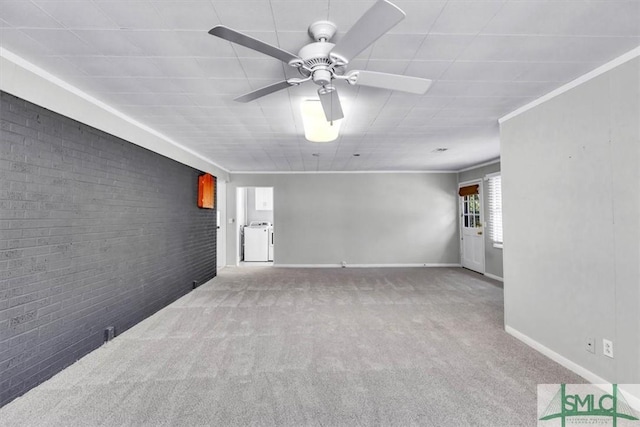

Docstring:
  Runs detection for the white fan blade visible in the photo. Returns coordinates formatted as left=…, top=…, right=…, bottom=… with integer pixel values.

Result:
left=235, top=81, right=294, bottom=103
left=348, top=71, right=432, bottom=94
left=318, top=88, right=344, bottom=122
left=330, top=0, right=405, bottom=64
left=209, top=26, right=301, bottom=66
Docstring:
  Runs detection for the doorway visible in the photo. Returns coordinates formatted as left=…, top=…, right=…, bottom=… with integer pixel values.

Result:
left=236, top=187, right=274, bottom=266
left=459, top=180, right=485, bottom=273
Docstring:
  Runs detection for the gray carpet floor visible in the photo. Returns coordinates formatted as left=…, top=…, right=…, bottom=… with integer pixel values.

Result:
left=0, top=267, right=584, bottom=426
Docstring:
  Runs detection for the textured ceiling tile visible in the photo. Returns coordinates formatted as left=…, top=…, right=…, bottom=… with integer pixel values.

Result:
left=390, top=1, right=447, bottom=34
left=271, top=1, right=329, bottom=32
left=149, top=57, right=207, bottom=79
left=440, top=61, right=527, bottom=82
left=425, top=80, right=471, bottom=97
left=33, top=1, right=118, bottom=29
left=73, top=56, right=165, bottom=78
left=412, top=95, right=454, bottom=109
left=73, top=30, right=142, bottom=56
left=151, top=1, right=220, bottom=30
left=94, top=1, right=167, bottom=30
left=196, top=57, right=246, bottom=78
left=404, top=60, right=452, bottom=80
left=178, top=78, right=253, bottom=95
left=213, top=1, right=275, bottom=32
left=369, top=34, right=425, bottom=60
left=0, top=28, right=54, bottom=56
left=19, top=29, right=94, bottom=55
left=238, top=58, right=287, bottom=79
left=77, top=76, right=147, bottom=94
left=31, top=56, right=87, bottom=78
left=462, top=81, right=552, bottom=98
left=414, top=34, right=476, bottom=61
left=1, top=1, right=64, bottom=29
left=456, top=35, right=534, bottom=62
left=175, top=30, right=237, bottom=58
left=121, top=30, right=191, bottom=56
left=515, top=62, right=599, bottom=83
left=429, top=1, right=505, bottom=34
left=483, top=1, right=640, bottom=37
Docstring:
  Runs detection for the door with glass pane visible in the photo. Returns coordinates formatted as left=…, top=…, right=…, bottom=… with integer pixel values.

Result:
left=459, top=182, right=485, bottom=273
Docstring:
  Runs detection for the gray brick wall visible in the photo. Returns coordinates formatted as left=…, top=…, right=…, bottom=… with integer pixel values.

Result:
left=0, top=91, right=217, bottom=407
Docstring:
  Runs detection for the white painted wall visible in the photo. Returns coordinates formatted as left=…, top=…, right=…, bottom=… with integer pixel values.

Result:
left=501, top=55, right=639, bottom=403
left=226, top=173, right=460, bottom=266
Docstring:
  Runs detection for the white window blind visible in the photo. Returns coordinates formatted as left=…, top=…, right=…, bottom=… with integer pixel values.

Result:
left=487, top=175, right=503, bottom=244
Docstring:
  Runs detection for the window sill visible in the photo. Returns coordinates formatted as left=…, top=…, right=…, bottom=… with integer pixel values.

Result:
left=493, top=243, right=503, bottom=249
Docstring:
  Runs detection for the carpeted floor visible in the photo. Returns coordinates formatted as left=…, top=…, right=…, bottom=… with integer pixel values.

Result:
left=0, top=267, right=584, bottom=426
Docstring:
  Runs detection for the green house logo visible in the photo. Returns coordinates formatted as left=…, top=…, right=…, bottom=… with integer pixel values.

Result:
left=539, top=384, right=639, bottom=427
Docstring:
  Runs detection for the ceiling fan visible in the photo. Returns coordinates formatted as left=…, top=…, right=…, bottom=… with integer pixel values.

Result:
left=208, top=0, right=432, bottom=122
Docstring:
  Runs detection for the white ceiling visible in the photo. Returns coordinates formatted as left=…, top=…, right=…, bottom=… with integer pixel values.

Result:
left=1, top=0, right=638, bottom=172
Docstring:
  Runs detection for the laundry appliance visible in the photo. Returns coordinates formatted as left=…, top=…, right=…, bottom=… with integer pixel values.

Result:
left=243, top=221, right=273, bottom=262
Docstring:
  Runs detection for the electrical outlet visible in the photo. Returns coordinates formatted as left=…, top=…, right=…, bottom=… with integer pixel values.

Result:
left=603, top=339, right=614, bottom=358
left=586, top=337, right=595, bottom=354
left=104, top=326, right=115, bottom=343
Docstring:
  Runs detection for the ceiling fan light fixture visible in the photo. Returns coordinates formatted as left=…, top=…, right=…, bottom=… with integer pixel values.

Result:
left=301, top=100, right=342, bottom=143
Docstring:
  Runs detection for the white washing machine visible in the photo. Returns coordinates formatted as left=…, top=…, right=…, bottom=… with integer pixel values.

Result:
left=244, top=221, right=272, bottom=262
left=268, top=226, right=274, bottom=261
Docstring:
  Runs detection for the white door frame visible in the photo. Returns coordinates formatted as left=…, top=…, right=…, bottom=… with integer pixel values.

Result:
left=458, top=179, right=486, bottom=274
left=236, top=186, right=275, bottom=266
left=216, top=180, right=226, bottom=269
left=235, top=187, right=246, bottom=266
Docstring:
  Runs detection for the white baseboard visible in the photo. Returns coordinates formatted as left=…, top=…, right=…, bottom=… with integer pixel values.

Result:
left=275, top=263, right=461, bottom=268
left=505, top=325, right=640, bottom=411
left=484, top=273, right=504, bottom=282
left=620, top=385, right=640, bottom=412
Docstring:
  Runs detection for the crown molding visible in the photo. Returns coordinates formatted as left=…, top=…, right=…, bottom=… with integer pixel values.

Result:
left=230, top=170, right=459, bottom=175
left=457, top=158, right=501, bottom=173
left=499, top=46, right=640, bottom=124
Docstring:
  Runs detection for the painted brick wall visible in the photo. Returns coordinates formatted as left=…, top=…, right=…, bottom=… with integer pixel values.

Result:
left=0, top=91, right=217, bottom=407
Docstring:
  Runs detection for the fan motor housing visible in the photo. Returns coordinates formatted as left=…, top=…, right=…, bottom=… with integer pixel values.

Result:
left=297, top=42, right=346, bottom=82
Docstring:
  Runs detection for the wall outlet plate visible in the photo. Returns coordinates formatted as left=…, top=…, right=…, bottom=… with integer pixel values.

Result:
left=104, top=326, right=115, bottom=343
left=586, top=337, right=595, bottom=354
left=603, top=339, right=614, bottom=358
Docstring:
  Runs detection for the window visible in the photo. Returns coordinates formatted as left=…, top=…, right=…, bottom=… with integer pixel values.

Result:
left=487, top=174, right=503, bottom=248
left=461, top=194, right=481, bottom=229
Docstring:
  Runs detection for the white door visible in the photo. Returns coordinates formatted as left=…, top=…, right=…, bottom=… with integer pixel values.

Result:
left=460, top=182, right=485, bottom=273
